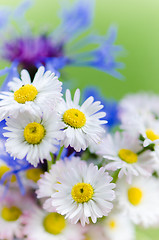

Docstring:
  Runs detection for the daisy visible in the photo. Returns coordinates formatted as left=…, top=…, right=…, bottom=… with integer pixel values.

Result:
left=117, top=176, right=159, bottom=227
left=102, top=210, right=135, bottom=240
left=0, top=66, right=62, bottom=120
left=0, top=187, right=33, bottom=240
left=98, top=131, right=155, bottom=183
left=19, top=167, right=45, bottom=190
left=119, top=101, right=159, bottom=148
left=36, top=157, right=84, bottom=212
left=119, top=92, right=159, bottom=121
left=3, top=111, right=63, bottom=167
left=58, top=88, right=107, bottom=152
left=52, top=160, right=115, bottom=226
left=137, top=116, right=159, bottom=147
left=22, top=206, right=84, bottom=240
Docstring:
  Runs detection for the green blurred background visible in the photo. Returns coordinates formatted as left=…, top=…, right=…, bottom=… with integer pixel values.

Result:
left=0, top=0, right=159, bottom=239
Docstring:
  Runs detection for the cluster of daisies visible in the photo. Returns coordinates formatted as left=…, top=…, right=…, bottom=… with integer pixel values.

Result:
left=0, top=2, right=158, bottom=240
left=1, top=64, right=159, bottom=240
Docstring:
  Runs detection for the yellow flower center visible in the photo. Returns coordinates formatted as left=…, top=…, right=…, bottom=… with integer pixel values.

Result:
left=0, top=165, right=16, bottom=183
left=24, top=122, right=45, bottom=144
left=43, top=213, right=66, bottom=235
left=118, top=149, right=138, bottom=164
left=146, top=129, right=159, bottom=141
left=128, top=187, right=143, bottom=206
left=14, top=84, right=38, bottom=104
left=63, top=108, right=86, bottom=128
left=108, top=220, right=116, bottom=229
left=1, top=206, right=22, bottom=221
left=26, top=168, right=43, bottom=182
left=84, top=236, right=91, bottom=240
left=71, top=183, right=94, bottom=203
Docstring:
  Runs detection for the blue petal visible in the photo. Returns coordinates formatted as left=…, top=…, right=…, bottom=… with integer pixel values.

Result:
left=66, top=26, right=125, bottom=79
left=0, top=61, right=19, bottom=91
left=54, top=0, right=95, bottom=41
left=43, top=57, right=69, bottom=77
left=83, top=87, right=120, bottom=129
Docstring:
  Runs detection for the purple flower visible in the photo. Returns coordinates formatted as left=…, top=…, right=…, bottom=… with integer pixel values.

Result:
left=0, top=0, right=125, bottom=88
left=3, top=36, right=64, bottom=72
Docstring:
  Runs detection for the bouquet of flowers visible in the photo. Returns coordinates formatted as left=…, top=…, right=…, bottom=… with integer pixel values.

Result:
left=0, top=1, right=158, bottom=240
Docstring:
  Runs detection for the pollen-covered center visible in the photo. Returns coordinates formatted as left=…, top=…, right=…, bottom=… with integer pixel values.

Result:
left=71, top=183, right=94, bottom=203
left=14, top=84, right=38, bottom=104
left=1, top=206, right=22, bottom=221
left=26, top=168, right=44, bottom=182
left=63, top=108, right=86, bottom=128
left=84, top=236, right=91, bottom=240
left=118, top=149, right=138, bottom=164
left=24, top=122, right=45, bottom=144
left=43, top=212, right=66, bottom=235
left=108, top=220, right=116, bottom=229
left=128, top=187, right=143, bottom=206
left=0, top=165, right=16, bottom=183
left=146, top=129, right=159, bottom=141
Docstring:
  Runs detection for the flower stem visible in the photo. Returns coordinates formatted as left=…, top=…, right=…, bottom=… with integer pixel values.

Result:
left=47, top=152, right=55, bottom=171
left=137, top=143, right=155, bottom=155
left=111, top=169, right=120, bottom=183
left=56, top=146, right=64, bottom=161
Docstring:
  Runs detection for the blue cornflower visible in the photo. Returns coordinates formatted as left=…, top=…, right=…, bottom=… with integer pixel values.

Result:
left=83, top=87, right=120, bottom=130
left=0, top=0, right=125, bottom=89
left=0, top=121, right=31, bottom=194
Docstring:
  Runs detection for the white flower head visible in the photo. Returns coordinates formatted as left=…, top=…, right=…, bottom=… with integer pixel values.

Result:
left=99, top=131, right=155, bottom=183
left=119, top=92, right=159, bottom=122
left=0, top=187, right=33, bottom=240
left=0, top=66, right=62, bottom=120
left=20, top=167, right=45, bottom=189
left=36, top=157, right=81, bottom=212
left=117, top=176, right=159, bottom=227
left=120, top=103, right=159, bottom=148
left=4, top=111, right=63, bottom=167
left=58, top=88, right=107, bottom=152
left=139, top=117, right=159, bottom=147
left=102, top=210, right=135, bottom=240
left=52, top=160, right=115, bottom=226
left=22, top=206, right=84, bottom=240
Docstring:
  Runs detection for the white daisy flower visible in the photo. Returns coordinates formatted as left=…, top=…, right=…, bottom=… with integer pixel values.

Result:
left=0, top=187, right=33, bottom=240
left=22, top=206, right=84, bottom=240
left=58, top=88, right=107, bottom=152
left=0, top=66, right=62, bottom=120
left=52, top=160, right=115, bottom=226
left=4, top=111, right=63, bottom=167
left=20, top=167, right=45, bottom=190
left=36, top=157, right=80, bottom=212
left=138, top=117, right=159, bottom=147
left=117, top=176, right=159, bottom=227
left=120, top=102, right=159, bottom=148
left=119, top=92, right=159, bottom=121
left=98, top=131, right=155, bottom=183
left=102, top=210, right=135, bottom=240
